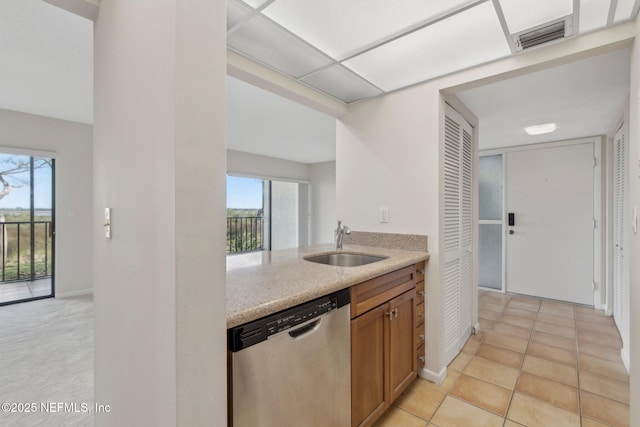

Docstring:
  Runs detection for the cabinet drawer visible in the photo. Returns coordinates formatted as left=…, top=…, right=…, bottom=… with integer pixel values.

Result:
left=417, top=344, right=425, bottom=368
left=415, top=262, right=425, bottom=282
left=415, top=281, right=425, bottom=304
left=414, top=324, right=425, bottom=349
left=351, top=265, right=416, bottom=319
left=415, top=301, right=424, bottom=324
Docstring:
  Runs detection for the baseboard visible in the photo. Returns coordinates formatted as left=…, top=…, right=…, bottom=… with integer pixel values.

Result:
left=419, top=366, right=447, bottom=385
left=621, top=346, right=630, bottom=374
left=56, top=288, right=94, bottom=298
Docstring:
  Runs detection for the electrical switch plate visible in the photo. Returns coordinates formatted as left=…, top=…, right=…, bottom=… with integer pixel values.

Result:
left=104, top=208, right=112, bottom=239
left=379, top=207, right=389, bottom=223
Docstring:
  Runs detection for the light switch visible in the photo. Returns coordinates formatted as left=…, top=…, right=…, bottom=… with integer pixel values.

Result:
left=104, top=208, right=112, bottom=239
left=379, top=207, right=389, bottom=223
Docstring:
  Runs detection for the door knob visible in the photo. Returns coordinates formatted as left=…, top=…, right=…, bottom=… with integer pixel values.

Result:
left=509, top=230, right=515, bottom=235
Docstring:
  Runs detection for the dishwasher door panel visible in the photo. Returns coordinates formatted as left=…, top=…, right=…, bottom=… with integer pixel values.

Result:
left=232, top=304, right=351, bottom=427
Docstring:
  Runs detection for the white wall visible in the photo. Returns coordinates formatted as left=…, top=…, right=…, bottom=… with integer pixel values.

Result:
left=271, top=181, right=299, bottom=250
left=310, top=161, right=336, bottom=244
left=93, top=0, right=227, bottom=425
left=337, top=23, right=635, bottom=380
left=227, top=149, right=309, bottom=181
left=628, top=13, right=640, bottom=427
left=0, top=108, right=92, bottom=297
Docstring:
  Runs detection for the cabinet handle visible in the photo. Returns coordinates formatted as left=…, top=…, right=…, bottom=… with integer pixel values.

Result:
left=418, top=291, right=425, bottom=296
left=385, top=309, right=399, bottom=320
left=419, top=356, right=425, bottom=363
left=418, top=269, right=425, bottom=275
left=419, top=334, right=425, bottom=341
left=417, top=312, right=424, bottom=318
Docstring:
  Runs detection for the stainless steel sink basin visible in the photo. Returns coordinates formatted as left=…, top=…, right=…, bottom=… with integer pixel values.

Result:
left=304, top=252, right=388, bottom=267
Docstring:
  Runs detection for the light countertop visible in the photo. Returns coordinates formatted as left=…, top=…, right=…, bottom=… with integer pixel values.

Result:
left=226, top=244, right=429, bottom=328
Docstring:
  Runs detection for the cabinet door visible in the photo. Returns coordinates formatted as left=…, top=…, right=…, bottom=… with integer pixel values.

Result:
left=388, top=290, right=416, bottom=401
left=351, top=303, right=389, bottom=427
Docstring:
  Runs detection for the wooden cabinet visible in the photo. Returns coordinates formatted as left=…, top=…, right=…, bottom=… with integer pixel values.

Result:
left=350, top=265, right=419, bottom=427
left=415, top=262, right=426, bottom=370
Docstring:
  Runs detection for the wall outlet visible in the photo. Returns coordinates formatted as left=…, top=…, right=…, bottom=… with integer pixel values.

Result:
left=379, top=207, right=389, bottom=223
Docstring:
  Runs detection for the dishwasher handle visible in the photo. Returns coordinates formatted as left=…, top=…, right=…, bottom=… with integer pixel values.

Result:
left=288, top=318, right=321, bottom=340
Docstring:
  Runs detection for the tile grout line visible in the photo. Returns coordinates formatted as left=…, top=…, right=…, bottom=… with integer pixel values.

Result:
left=502, top=295, right=538, bottom=426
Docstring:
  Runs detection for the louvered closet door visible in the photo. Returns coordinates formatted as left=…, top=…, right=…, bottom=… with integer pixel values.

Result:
left=443, top=105, right=473, bottom=366
left=613, top=127, right=625, bottom=332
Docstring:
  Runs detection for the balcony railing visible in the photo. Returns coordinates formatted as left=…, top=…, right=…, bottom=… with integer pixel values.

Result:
left=227, top=216, right=264, bottom=254
left=0, top=221, right=53, bottom=282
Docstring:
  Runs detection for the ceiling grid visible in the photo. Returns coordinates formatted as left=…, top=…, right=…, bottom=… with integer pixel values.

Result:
left=227, top=0, right=639, bottom=104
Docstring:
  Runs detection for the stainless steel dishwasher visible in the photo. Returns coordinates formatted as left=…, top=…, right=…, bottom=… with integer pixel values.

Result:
left=228, top=288, right=351, bottom=427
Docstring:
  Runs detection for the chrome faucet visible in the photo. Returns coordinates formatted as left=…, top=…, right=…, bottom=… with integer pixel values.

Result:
left=335, top=220, right=351, bottom=250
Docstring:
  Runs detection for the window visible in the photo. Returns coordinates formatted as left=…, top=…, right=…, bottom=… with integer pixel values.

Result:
left=226, top=175, right=309, bottom=253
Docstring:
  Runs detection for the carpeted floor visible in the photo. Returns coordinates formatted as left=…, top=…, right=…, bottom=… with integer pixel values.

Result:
left=0, top=295, right=94, bottom=426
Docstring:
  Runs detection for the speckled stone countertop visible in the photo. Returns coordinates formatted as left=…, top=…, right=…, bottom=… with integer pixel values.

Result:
left=226, top=244, right=429, bottom=328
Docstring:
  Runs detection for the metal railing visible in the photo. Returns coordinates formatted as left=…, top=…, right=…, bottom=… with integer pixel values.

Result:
left=227, top=217, right=264, bottom=254
left=0, top=221, right=53, bottom=282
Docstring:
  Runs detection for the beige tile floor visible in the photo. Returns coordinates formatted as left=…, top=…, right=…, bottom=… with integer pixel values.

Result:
left=373, top=290, right=630, bottom=427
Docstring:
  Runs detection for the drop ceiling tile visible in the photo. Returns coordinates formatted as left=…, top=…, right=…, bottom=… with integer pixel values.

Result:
left=228, top=14, right=334, bottom=79
left=228, top=0, right=253, bottom=31
left=302, top=65, right=382, bottom=103
left=614, top=0, right=636, bottom=22
left=242, top=0, right=269, bottom=9
left=261, top=0, right=479, bottom=60
left=343, top=2, right=511, bottom=92
left=499, top=0, right=572, bottom=33
left=579, top=0, right=611, bottom=33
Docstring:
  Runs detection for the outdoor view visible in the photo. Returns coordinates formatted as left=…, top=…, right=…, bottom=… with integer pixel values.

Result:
left=227, top=176, right=264, bottom=253
left=0, top=154, right=54, bottom=304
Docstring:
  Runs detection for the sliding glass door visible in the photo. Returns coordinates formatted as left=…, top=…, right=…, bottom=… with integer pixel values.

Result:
left=226, top=175, right=309, bottom=253
left=0, top=153, right=55, bottom=305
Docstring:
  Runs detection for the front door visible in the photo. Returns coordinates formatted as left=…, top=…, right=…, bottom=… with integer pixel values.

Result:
left=505, top=142, right=594, bottom=305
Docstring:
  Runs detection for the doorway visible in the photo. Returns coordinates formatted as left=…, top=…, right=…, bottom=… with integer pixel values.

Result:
left=479, top=139, right=599, bottom=305
left=0, top=153, right=55, bottom=305
left=506, top=141, right=595, bottom=305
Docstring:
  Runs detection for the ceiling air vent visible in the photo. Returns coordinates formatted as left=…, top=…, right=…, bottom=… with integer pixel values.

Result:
left=513, top=17, right=572, bottom=51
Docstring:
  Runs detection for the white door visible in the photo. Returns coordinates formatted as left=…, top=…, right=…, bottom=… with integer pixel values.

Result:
left=506, top=142, right=594, bottom=305
left=443, top=105, right=473, bottom=366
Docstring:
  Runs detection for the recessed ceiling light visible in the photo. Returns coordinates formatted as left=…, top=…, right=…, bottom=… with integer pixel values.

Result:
left=525, top=123, right=557, bottom=135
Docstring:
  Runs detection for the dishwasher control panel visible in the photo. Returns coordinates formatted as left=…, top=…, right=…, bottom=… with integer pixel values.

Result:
left=228, top=288, right=350, bottom=352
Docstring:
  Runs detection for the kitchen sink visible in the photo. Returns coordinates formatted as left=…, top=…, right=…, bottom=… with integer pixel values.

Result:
left=304, top=252, right=388, bottom=267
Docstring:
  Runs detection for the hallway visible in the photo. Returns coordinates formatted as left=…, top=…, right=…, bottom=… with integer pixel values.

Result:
left=374, top=290, right=629, bottom=427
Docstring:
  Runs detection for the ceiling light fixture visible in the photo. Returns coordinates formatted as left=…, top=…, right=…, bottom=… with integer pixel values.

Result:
left=525, top=122, right=557, bottom=135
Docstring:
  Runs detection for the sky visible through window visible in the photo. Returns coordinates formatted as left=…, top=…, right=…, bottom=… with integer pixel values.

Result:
left=0, top=154, right=52, bottom=210
left=227, top=175, right=263, bottom=209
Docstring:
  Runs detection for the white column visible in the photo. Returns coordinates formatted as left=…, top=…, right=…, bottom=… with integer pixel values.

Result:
left=93, top=1, right=227, bottom=425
